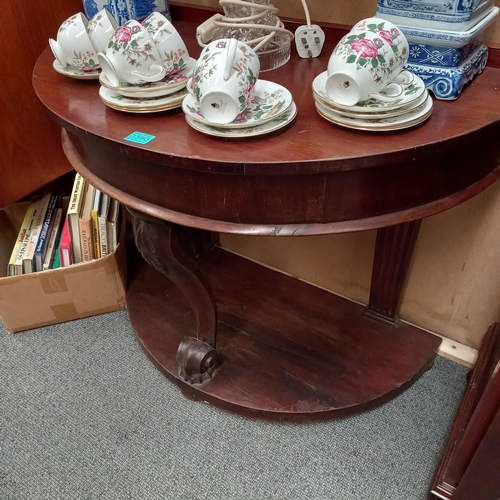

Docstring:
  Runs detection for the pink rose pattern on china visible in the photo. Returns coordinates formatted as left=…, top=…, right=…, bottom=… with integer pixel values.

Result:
left=185, top=87, right=288, bottom=126
left=350, top=38, right=382, bottom=59
left=57, top=14, right=98, bottom=71
left=192, top=42, right=257, bottom=108
left=73, top=51, right=99, bottom=71
left=113, top=25, right=135, bottom=43
left=107, top=23, right=158, bottom=68
left=334, top=21, right=407, bottom=85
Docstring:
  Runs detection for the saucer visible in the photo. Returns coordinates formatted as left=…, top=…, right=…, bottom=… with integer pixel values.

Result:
left=314, top=89, right=429, bottom=120
left=52, top=60, right=100, bottom=80
left=182, top=80, right=293, bottom=129
left=315, top=94, right=433, bottom=131
left=99, top=86, right=188, bottom=113
left=312, top=71, right=426, bottom=112
left=99, top=57, right=196, bottom=98
left=186, top=102, right=297, bottom=138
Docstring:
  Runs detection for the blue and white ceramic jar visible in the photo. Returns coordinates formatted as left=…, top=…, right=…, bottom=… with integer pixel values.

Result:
left=83, top=0, right=171, bottom=25
left=377, top=0, right=494, bottom=30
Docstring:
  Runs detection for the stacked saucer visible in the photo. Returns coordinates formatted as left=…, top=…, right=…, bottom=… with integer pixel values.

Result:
left=312, top=70, right=433, bottom=132
left=98, top=57, right=195, bottom=113
left=182, top=79, right=297, bottom=138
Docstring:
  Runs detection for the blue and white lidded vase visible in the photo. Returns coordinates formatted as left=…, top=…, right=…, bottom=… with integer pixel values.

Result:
left=83, top=0, right=171, bottom=25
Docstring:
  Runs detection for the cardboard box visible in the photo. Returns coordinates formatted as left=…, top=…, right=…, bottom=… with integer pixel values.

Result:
left=0, top=201, right=127, bottom=333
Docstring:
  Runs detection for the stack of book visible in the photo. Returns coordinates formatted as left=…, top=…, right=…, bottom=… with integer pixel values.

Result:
left=6, top=174, right=121, bottom=276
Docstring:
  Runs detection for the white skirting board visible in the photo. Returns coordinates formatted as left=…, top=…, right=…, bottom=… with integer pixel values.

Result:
left=401, top=320, right=478, bottom=368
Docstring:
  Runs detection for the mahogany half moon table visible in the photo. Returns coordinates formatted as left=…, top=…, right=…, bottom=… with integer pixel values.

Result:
left=33, top=23, right=500, bottom=422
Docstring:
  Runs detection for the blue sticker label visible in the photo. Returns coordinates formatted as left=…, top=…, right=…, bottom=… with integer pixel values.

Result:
left=124, top=131, right=156, bottom=144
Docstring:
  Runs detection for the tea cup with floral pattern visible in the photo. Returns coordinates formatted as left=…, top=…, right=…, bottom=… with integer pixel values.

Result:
left=97, top=19, right=166, bottom=86
left=141, top=11, right=189, bottom=78
left=49, top=12, right=100, bottom=72
left=191, top=38, right=260, bottom=125
left=325, top=17, right=409, bottom=106
left=87, top=8, right=119, bottom=54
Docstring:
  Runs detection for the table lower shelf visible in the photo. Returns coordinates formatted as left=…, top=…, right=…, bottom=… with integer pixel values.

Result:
left=127, top=246, right=441, bottom=422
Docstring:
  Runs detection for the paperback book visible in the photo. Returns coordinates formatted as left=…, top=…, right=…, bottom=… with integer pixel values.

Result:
left=7, top=197, right=39, bottom=276
left=34, top=193, right=60, bottom=272
left=67, top=174, right=86, bottom=264
left=22, top=191, right=53, bottom=274
left=42, top=207, right=63, bottom=271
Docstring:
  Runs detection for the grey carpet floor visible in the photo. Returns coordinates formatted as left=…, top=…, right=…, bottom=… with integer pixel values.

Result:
left=1, top=310, right=467, bottom=500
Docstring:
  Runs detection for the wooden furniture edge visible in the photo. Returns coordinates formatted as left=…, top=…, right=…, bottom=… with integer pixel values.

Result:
left=61, top=129, right=500, bottom=236
left=428, top=323, right=500, bottom=499
left=453, top=404, right=500, bottom=500
left=169, top=2, right=500, bottom=69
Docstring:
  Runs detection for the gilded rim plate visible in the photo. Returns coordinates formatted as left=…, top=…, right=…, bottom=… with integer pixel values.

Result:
left=99, top=86, right=188, bottom=110
left=314, top=89, right=429, bottom=120
left=312, top=70, right=426, bottom=112
left=52, top=60, right=100, bottom=80
left=185, top=102, right=297, bottom=138
left=99, top=57, right=196, bottom=98
left=101, top=100, right=184, bottom=113
left=182, top=80, right=293, bottom=129
left=315, top=95, right=433, bottom=131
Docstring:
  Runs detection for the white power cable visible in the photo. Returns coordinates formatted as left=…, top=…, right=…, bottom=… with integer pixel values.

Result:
left=300, top=0, right=312, bottom=27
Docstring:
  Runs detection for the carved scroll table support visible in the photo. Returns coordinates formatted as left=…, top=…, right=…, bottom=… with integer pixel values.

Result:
left=129, top=209, right=219, bottom=384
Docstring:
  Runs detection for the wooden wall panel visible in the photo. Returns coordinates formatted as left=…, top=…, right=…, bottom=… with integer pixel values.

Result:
left=171, top=0, right=500, bottom=45
left=0, top=0, right=81, bottom=208
left=220, top=181, right=500, bottom=351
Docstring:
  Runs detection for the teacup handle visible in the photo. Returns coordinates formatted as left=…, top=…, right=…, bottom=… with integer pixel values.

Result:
left=49, top=38, right=66, bottom=68
left=130, top=64, right=166, bottom=82
left=391, top=70, right=414, bottom=87
left=367, top=82, right=404, bottom=101
left=97, top=52, right=121, bottom=87
left=223, top=38, right=238, bottom=81
left=186, top=76, right=195, bottom=96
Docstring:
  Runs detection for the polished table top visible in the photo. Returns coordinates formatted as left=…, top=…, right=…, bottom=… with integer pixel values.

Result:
left=33, top=21, right=500, bottom=234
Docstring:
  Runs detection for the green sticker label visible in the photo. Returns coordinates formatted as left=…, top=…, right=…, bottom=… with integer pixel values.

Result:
left=124, top=131, right=156, bottom=144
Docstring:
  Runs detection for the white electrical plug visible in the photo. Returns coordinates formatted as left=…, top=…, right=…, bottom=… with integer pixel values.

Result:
left=295, top=24, right=325, bottom=58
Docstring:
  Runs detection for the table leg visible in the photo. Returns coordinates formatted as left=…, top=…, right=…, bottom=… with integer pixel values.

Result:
left=124, top=210, right=440, bottom=420
left=130, top=210, right=219, bottom=384
left=364, top=220, right=422, bottom=325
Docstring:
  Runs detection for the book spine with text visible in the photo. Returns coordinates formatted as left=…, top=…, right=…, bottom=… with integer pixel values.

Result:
left=67, top=174, right=86, bottom=264
left=98, top=194, right=110, bottom=258
left=107, top=200, right=120, bottom=254
left=91, top=188, right=101, bottom=259
left=42, top=208, right=63, bottom=271
left=79, top=217, right=93, bottom=262
left=22, top=191, right=52, bottom=274
left=34, top=193, right=60, bottom=272
left=14, top=198, right=42, bottom=275
left=7, top=199, right=38, bottom=276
